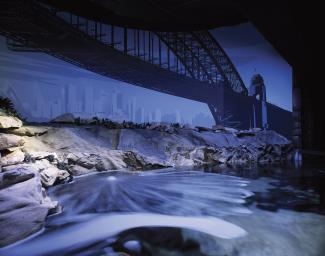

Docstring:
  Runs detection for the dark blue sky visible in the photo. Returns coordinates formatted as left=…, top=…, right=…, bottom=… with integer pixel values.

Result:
left=0, top=22, right=292, bottom=125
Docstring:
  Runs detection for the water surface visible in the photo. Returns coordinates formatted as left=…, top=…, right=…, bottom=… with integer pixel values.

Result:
left=1, top=164, right=325, bottom=256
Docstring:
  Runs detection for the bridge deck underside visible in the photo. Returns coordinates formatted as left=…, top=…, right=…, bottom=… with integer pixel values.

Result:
left=0, top=2, right=224, bottom=106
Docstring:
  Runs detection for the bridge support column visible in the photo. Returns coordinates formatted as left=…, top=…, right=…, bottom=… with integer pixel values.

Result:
left=292, top=70, right=302, bottom=159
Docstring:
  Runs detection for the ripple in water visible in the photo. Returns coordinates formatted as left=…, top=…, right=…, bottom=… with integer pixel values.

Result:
left=49, top=169, right=253, bottom=218
left=0, top=169, right=253, bottom=256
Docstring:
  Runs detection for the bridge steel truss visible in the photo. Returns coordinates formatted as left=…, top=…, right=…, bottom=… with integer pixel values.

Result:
left=0, top=0, right=248, bottom=124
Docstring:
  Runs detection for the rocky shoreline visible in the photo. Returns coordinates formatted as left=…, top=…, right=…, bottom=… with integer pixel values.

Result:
left=0, top=113, right=294, bottom=247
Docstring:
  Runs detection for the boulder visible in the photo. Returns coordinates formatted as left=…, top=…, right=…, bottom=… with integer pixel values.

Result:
left=0, top=133, right=25, bottom=150
left=0, top=167, right=35, bottom=189
left=2, top=159, right=52, bottom=173
left=195, top=126, right=213, bottom=132
left=0, top=169, right=57, bottom=247
left=212, top=125, right=226, bottom=133
left=69, top=164, right=96, bottom=176
left=75, top=154, right=99, bottom=169
left=67, top=151, right=127, bottom=171
left=23, top=150, right=58, bottom=161
left=51, top=113, right=75, bottom=123
left=171, top=146, right=223, bottom=166
left=182, top=124, right=194, bottom=130
left=57, top=169, right=70, bottom=181
left=0, top=115, right=22, bottom=129
left=235, top=130, right=256, bottom=138
left=39, top=167, right=59, bottom=187
left=0, top=149, right=25, bottom=166
left=0, top=195, right=49, bottom=247
left=224, top=127, right=238, bottom=133
left=65, top=152, right=85, bottom=164
left=40, top=167, right=70, bottom=187
left=239, top=130, right=290, bottom=145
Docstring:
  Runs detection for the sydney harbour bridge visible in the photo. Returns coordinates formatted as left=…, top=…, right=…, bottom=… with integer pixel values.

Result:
left=0, top=0, right=316, bottom=148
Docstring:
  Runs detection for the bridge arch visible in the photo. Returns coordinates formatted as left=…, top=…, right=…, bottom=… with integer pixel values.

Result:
left=1, top=0, right=247, bottom=126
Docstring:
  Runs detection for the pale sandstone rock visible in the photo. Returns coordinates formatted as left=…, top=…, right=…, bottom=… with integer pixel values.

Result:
left=7, top=126, right=48, bottom=136
left=0, top=149, right=25, bottom=166
left=0, top=133, right=25, bottom=150
left=0, top=115, right=22, bottom=129
left=40, top=167, right=70, bottom=187
left=69, top=164, right=96, bottom=176
left=0, top=167, right=58, bottom=247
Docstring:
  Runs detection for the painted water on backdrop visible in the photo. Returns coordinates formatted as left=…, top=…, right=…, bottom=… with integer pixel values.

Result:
left=1, top=164, right=325, bottom=256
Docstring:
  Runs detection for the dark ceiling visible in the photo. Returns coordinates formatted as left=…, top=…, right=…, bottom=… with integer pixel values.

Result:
left=39, top=0, right=246, bottom=31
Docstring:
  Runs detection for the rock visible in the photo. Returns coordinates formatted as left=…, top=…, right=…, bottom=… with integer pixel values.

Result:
left=65, top=152, right=85, bottom=164
left=210, top=147, right=233, bottom=164
left=57, top=169, right=70, bottom=180
left=122, top=151, right=159, bottom=170
left=1, top=124, right=293, bottom=175
left=0, top=169, right=57, bottom=247
left=6, top=126, right=48, bottom=137
left=2, top=158, right=70, bottom=187
left=69, top=164, right=96, bottom=176
left=39, top=167, right=59, bottom=187
left=0, top=133, right=25, bottom=150
left=76, top=154, right=99, bottom=169
left=146, top=122, right=176, bottom=133
left=51, top=113, right=75, bottom=123
left=40, top=166, right=70, bottom=187
left=23, top=150, right=58, bottom=161
left=68, top=151, right=127, bottom=171
left=250, top=127, right=262, bottom=132
left=0, top=149, right=25, bottom=166
left=171, top=146, right=228, bottom=166
left=235, top=130, right=256, bottom=138
left=182, top=124, right=193, bottom=130
left=0, top=167, right=35, bottom=189
left=240, top=130, right=290, bottom=145
left=0, top=115, right=22, bottom=129
left=0, top=195, right=49, bottom=247
left=212, top=124, right=225, bottom=131
left=224, top=127, right=238, bottom=133
left=2, top=159, right=52, bottom=173
left=66, top=150, right=167, bottom=174
left=195, top=126, right=213, bottom=132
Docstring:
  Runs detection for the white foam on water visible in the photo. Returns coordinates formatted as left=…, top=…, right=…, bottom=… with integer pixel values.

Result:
left=107, top=176, right=117, bottom=181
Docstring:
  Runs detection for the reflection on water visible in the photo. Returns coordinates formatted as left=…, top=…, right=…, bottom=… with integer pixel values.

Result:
left=1, top=165, right=325, bottom=256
